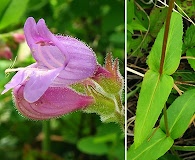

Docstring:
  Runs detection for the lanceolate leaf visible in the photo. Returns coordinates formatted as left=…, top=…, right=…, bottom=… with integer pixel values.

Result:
left=134, top=70, right=173, bottom=147
left=160, top=89, right=195, bottom=140
left=186, top=48, right=195, bottom=70
left=183, top=24, right=195, bottom=49
left=147, top=12, right=183, bottom=75
left=149, top=7, right=167, bottom=37
left=128, top=128, right=174, bottom=160
left=127, top=0, right=149, bottom=33
left=0, top=0, right=29, bottom=30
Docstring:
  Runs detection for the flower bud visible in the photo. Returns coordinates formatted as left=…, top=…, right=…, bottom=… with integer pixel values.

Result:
left=0, top=45, right=12, bottom=59
left=92, top=53, right=123, bottom=94
left=13, top=33, right=25, bottom=43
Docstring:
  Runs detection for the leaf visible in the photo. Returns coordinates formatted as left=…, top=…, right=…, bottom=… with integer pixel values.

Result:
left=77, top=136, right=108, bottom=155
left=147, top=12, right=183, bottom=75
left=186, top=48, right=195, bottom=70
left=172, top=70, right=195, bottom=92
left=0, top=0, right=11, bottom=19
left=160, top=88, right=195, bottom=140
left=149, top=7, right=167, bottom=37
left=128, top=128, right=174, bottom=160
left=134, top=70, right=174, bottom=147
left=109, top=32, right=125, bottom=47
left=101, top=1, right=123, bottom=32
left=158, top=153, right=181, bottom=160
left=127, top=0, right=148, bottom=32
left=128, top=34, right=152, bottom=56
left=183, top=25, right=195, bottom=49
left=173, top=70, right=195, bottom=83
left=0, top=0, right=29, bottom=30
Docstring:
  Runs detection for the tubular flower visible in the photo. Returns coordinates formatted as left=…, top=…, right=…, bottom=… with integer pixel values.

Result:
left=13, top=82, right=94, bottom=120
left=1, top=17, right=97, bottom=119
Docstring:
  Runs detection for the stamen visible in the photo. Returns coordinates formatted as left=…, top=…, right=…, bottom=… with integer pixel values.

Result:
left=5, top=67, right=48, bottom=74
left=5, top=67, right=25, bottom=73
left=5, top=56, right=17, bottom=77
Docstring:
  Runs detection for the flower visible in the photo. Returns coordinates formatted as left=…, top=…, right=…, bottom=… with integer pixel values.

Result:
left=12, top=33, right=25, bottom=43
left=1, top=17, right=97, bottom=119
left=13, top=82, right=94, bottom=120
left=83, top=54, right=124, bottom=125
left=0, top=45, right=12, bottom=60
left=2, top=17, right=97, bottom=101
left=92, top=53, right=123, bottom=94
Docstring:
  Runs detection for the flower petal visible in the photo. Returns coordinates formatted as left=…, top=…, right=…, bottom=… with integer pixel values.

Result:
left=13, top=84, right=94, bottom=120
left=24, top=17, right=42, bottom=49
left=53, top=36, right=97, bottom=84
left=1, top=63, right=37, bottom=94
left=1, top=70, right=28, bottom=94
left=24, top=17, right=97, bottom=85
left=24, top=67, right=63, bottom=103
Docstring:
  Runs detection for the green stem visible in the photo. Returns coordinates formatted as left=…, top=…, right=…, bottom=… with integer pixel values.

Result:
left=42, top=120, right=50, bottom=152
left=127, top=85, right=140, bottom=101
left=163, top=105, right=170, bottom=136
left=160, top=0, right=175, bottom=137
left=173, top=145, right=195, bottom=151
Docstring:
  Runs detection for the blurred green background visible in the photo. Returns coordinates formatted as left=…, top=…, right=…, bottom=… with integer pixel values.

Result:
left=0, top=0, right=124, bottom=160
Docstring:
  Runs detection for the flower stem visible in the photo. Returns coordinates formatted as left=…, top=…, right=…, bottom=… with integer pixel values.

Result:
left=159, top=0, right=175, bottom=75
left=172, top=145, right=195, bottom=151
left=42, top=120, right=50, bottom=152
left=163, top=105, right=170, bottom=136
left=160, top=0, right=175, bottom=137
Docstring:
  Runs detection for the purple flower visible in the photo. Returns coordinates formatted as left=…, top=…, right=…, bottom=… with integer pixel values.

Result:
left=1, top=17, right=97, bottom=119
left=13, top=82, right=94, bottom=120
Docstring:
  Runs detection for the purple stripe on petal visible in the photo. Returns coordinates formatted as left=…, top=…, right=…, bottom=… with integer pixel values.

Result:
left=24, top=17, right=97, bottom=85
left=24, top=17, right=43, bottom=50
left=2, top=17, right=98, bottom=121
left=13, top=83, right=94, bottom=120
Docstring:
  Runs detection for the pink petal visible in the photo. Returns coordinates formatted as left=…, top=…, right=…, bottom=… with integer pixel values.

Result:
left=24, top=17, right=97, bottom=85
left=13, top=84, right=94, bottom=120
left=54, top=36, right=97, bottom=83
left=24, top=17, right=42, bottom=49
left=1, top=63, right=37, bottom=94
left=1, top=71, right=28, bottom=94
left=24, top=67, right=63, bottom=103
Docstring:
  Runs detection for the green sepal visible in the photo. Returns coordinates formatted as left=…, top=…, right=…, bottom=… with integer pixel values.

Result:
left=83, top=86, right=124, bottom=125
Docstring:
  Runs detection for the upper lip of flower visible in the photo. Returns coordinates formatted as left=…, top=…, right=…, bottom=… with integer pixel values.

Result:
left=2, top=17, right=97, bottom=103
